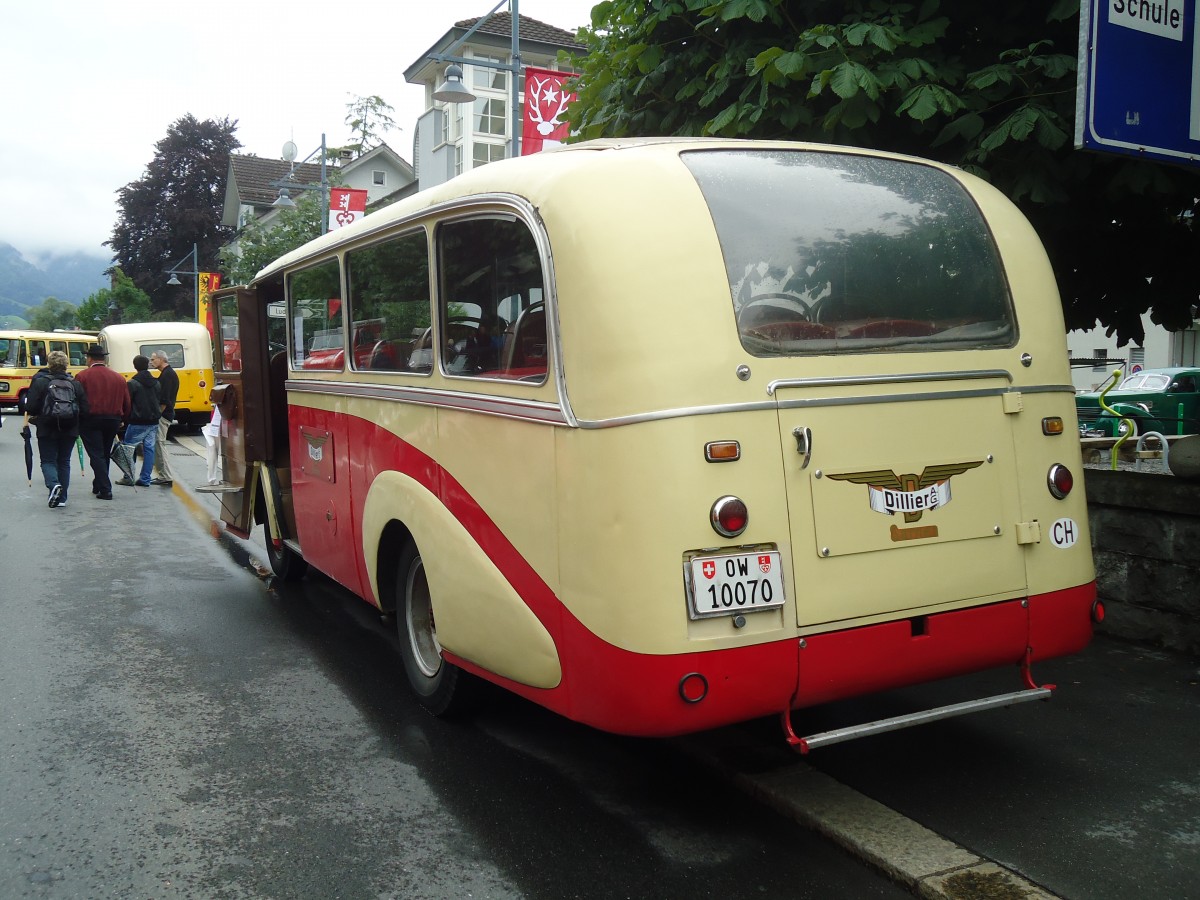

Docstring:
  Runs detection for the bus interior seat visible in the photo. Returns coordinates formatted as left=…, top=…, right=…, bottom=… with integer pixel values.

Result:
left=501, top=303, right=547, bottom=371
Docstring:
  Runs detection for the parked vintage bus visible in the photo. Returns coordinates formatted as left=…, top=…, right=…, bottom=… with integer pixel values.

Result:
left=0, top=330, right=98, bottom=412
left=210, top=138, right=1097, bottom=751
left=99, top=322, right=214, bottom=426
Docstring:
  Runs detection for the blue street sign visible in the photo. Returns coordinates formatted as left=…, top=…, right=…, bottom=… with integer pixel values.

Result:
left=1076, top=0, right=1200, bottom=168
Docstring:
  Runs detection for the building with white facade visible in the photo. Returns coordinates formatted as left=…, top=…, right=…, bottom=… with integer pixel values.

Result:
left=1067, top=314, right=1200, bottom=391
left=404, top=12, right=585, bottom=192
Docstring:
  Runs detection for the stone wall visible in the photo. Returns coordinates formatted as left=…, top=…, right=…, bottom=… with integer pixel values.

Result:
left=1084, top=469, right=1200, bottom=655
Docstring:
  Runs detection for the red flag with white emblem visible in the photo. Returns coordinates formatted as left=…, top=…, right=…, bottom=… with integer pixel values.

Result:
left=522, top=67, right=576, bottom=155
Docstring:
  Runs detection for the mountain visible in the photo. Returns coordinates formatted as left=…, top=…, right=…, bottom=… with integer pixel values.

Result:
left=0, top=242, right=112, bottom=319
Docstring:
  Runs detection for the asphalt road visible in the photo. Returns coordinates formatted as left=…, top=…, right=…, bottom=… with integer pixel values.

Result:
left=0, top=417, right=906, bottom=899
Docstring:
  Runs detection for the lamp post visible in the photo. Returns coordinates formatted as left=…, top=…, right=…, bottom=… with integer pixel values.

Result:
left=431, top=0, right=522, bottom=157
left=165, top=243, right=200, bottom=321
left=271, top=133, right=330, bottom=235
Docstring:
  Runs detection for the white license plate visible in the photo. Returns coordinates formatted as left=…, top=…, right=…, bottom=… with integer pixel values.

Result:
left=687, top=551, right=786, bottom=619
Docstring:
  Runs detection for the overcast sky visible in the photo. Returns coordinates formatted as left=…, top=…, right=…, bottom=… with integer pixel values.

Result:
left=0, top=0, right=597, bottom=263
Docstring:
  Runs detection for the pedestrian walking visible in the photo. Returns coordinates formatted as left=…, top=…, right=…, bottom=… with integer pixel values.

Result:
left=23, top=350, right=88, bottom=508
left=149, top=349, right=178, bottom=486
left=117, top=355, right=160, bottom=488
left=75, top=343, right=130, bottom=500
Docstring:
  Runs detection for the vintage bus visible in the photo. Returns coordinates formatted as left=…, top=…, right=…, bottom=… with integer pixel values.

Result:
left=99, top=322, right=214, bottom=426
left=0, top=330, right=98, bottom=412
left=210, top=138, right=1097, bottom=751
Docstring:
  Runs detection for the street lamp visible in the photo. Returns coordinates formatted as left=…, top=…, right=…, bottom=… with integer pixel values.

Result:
left=430, top=0, right=522, bottom=156
left=271, top=133, right=330, bottom=235
left=165, top=242, right=200, bottom=321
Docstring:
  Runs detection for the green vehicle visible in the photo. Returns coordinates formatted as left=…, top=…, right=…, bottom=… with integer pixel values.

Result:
left=1076, top=367, right=1200, bottom=437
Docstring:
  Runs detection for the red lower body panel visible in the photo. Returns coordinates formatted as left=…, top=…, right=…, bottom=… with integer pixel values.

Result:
left=449, top=582, right=1096, bottom=737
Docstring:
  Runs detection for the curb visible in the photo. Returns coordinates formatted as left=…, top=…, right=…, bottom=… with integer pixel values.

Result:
left=679, top=729, right=1059, bottom=900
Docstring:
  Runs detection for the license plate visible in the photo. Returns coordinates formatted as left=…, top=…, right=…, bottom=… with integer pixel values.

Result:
left=686, top=550, right=786, bottom=619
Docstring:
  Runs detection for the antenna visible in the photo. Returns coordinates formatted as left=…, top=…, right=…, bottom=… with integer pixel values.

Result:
left=282, top=141, right=298, bottom=162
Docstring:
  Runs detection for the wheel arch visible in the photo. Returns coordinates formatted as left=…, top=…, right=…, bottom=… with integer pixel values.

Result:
left=361, top=470, right=562, bottom=690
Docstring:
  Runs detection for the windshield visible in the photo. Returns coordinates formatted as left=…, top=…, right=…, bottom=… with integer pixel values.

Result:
left=1118, top=373, right=1171, bottom=391
left=682, top=149, right=1016, bottom=356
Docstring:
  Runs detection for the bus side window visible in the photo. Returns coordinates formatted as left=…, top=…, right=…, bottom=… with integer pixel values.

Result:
left=288, top=258, right=344, bottom=370
left=345, top=228, right=431, bottom=374
left=437, top=216, right=548, bottom=383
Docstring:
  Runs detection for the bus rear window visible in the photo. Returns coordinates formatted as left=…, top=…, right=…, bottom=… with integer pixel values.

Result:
left=682, top=150, right=1016, bottom=356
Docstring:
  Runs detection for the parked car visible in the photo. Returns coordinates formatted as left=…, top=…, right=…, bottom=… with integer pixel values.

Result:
left=1076, top=367, right=1200, bottom=437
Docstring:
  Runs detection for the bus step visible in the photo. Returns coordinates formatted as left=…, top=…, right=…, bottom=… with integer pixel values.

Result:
left=782, top=686, right=1053, bottom=754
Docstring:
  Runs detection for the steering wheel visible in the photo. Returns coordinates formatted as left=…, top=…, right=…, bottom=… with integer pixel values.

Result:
left=737, top=293, right=813, bottom=326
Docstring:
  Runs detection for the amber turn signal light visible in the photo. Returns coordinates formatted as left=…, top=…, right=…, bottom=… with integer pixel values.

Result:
left=705, top=441, right=741, bottom=463
left=1042, top=417, right=1064, bottom=435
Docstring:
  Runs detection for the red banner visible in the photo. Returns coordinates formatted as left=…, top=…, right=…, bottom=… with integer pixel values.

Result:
left=329, top=187, right=368, bottom=231
left=522, top=67, right=576, bottom=155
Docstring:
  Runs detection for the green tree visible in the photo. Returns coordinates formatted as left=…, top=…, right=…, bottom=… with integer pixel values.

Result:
left=221, top=189, right=325, bottom=286
left=27, top=297, right=77, bottom=332
left=74, top=269, right=154, bottom=331
left=567, top=0, right=1200, bottom=345
left=341, top=94, right=397, bottom=158
left=107, top=115, right=240, bottom=319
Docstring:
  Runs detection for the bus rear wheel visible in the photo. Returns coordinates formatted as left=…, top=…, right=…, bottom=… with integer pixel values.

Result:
left=396, top=542, right=469, bottom=716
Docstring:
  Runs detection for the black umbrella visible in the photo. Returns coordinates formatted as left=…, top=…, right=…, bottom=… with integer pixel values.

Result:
left=20, top=425, right=33, bottom=486
left=109, top=437, right=134, bottom=483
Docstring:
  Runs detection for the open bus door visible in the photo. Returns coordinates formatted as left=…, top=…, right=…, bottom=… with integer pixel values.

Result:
left=204, top=285, right=306, bottom=579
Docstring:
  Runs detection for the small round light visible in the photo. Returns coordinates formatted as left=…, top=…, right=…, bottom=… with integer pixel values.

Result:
left=1092, top=599, right=1106, bottom=623
left=1047, top=464, right=1073, bottom=499
left=679, top=672, right=708, bottom=704
left=710, top=495, right=749, bottom=538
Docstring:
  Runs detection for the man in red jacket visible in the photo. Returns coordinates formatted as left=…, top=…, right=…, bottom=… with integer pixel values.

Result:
left=76, top=343, right=131, bottom=500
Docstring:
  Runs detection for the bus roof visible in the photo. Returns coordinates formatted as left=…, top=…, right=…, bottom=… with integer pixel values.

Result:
left=252, top=137, right=983, bottom=286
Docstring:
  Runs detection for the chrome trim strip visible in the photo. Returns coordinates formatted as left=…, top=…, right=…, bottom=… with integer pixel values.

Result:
left=285, top=379, right=570, bottom=425
left=284, top=378, right=1077, bottom=431
left=766, top=369, right=1013, bottom=395
left=576, top=401, right=779, bottom=430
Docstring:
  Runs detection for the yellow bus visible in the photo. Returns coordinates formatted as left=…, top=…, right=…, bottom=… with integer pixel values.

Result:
left=210, top=138, right=1097, bottom=751
left=0, top=330, right=97, bottom=412
left=99, top=322, right=214, bottom=426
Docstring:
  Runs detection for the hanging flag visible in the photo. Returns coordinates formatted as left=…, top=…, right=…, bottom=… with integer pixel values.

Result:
left=329, top=188, right=368, bottom=231
left=522, top=67, right=576, bottom=155
left=198, top=272, right=222, bottom=332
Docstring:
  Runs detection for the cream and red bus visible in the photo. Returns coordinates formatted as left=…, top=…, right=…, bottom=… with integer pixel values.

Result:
left=0, top=330, right=97, bottom=412
left=209, top=138, right=1097, bottom=751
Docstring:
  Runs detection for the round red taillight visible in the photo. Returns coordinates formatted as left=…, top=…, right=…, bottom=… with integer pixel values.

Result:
left=1047, top=464, right=1073, bottom=499
left=711, top=496, right=749, bottom=538
left=1092, top=599, right=1106, bottom=623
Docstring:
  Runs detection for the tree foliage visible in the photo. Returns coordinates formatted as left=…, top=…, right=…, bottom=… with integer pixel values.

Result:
left=74, top=269, right=154, bottom=331
left=341, top=94, right=397, bottom=158
left=27, top=297, right=77, bottom=332
left=567, top=0, right=1200, bottom=344
left=107, top=115, right=240, bottom=320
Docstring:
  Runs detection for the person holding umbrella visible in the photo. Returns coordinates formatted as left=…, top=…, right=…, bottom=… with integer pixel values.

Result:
left=23, top=350, right=88, bottom=508
left=75, top=343, right=130, bottom=500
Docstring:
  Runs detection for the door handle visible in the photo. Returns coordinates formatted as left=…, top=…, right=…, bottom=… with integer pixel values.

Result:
left=792, top=426, right=812, bottom=469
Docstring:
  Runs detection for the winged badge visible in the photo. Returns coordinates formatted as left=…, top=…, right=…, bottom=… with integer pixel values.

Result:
left=825, top=460, right=985, bottom=523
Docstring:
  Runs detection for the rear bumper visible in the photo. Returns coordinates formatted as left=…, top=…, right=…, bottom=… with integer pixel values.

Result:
left=794, top=583, right=1096, bottom=708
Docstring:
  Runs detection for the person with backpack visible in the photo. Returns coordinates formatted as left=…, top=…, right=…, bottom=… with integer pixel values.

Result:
left=23, top=350, right=89, bottom=509
left=116, top=355, right=161, bottom=488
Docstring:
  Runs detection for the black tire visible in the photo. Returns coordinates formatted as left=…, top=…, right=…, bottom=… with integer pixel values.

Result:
left=395, top=541, right=471, bottom=716
left=265, top=530, right=309, bottom=581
